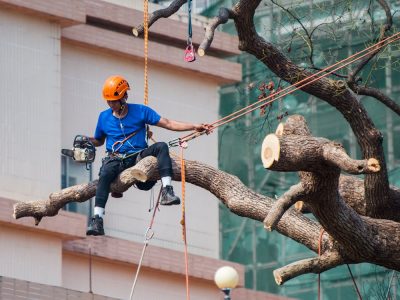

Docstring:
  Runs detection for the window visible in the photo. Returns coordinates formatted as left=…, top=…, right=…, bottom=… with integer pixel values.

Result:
left=61, top=156, right=93, bottom=217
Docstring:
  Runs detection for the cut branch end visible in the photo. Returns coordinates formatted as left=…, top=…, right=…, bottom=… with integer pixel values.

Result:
left=132, top=28, right=139, bottom=37
left=294, top=201, right=304, bottom=211
left=275, top=123, right=284, bottom=136
left=198, top=48, right=205, bottom=57
left=367, top=158, right=380, bottom=172
left=261, top=134, right=280, bottom=168
left=273, top=271, right=283, bottom=285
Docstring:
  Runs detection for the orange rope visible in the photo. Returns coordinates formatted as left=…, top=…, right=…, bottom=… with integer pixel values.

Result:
left=177, top=32, right=400, bottom=144
left=143, top=0, right=149, bottom=106
left=318, top=229, right=324, bottom=300
left=180, top=146, right=190, bottom=300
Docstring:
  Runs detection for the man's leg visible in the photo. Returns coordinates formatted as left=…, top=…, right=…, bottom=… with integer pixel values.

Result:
left=138, top=142, right=180, bottom=205
left=87, top=157, right=122, bottom=236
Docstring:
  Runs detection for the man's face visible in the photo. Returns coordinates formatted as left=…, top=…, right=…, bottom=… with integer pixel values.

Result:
left=107, top=93, right=128, bottom=113
left=107, top=100, right=122, bottom=113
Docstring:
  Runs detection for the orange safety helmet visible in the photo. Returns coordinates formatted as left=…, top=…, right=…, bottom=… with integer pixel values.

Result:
left=102, top=75, right=131, bottom=101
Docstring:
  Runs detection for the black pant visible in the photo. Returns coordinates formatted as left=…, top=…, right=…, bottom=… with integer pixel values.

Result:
left=95, top=142, right=172, bottom=208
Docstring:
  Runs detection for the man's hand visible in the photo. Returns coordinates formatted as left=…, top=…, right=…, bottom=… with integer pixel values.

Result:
left=193, top=123, right=212, bottom=134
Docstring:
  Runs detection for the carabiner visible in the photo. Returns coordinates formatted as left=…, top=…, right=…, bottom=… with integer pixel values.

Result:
left=168, top=138, right=181, bottom=148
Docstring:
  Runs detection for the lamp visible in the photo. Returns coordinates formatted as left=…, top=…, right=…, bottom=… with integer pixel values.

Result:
left=214, top=266, right=239, bottom=300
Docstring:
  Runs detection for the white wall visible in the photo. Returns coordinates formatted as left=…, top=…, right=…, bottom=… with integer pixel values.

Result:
left=61, top=43, right=219, bottom=258
left=0, top=9, right=61, bottom=201
left=62, top=253, right=221, bottom=300
left=0, top=227, right=62, bottom=286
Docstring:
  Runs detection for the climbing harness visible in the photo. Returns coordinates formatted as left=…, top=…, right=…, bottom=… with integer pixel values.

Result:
left=129, top=186, right=162, bottom=300
left=184, top=0, right=196, bottom=62
left=111, top=130, right=140, bottom=154
left=168, top=31, right=400, bottom=148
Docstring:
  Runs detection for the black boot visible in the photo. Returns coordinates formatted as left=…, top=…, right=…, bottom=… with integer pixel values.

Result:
left=160, top=185, right=181, bottom=206
left=86, top=215, right=105, bottom=236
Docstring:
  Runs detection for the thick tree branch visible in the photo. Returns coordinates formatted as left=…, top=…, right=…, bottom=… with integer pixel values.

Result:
left=261, top=134, right=379, bottom=174
left=198, top=8, right=234, bottom=56
left=132, top=0, right=186, bottom=37
left=14, top=155, right=324, bottom=255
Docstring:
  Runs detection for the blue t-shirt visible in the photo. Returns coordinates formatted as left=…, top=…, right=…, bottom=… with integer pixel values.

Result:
left=94, top=103, right=161, bottom=153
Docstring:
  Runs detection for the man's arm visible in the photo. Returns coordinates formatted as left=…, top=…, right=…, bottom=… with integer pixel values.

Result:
left=89, top=136, right=105, bottom=147
left=156, top=117, right=210, bottom=132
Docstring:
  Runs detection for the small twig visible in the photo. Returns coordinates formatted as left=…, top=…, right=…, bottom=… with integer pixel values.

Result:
left=348, top=0, right=393, bottom=82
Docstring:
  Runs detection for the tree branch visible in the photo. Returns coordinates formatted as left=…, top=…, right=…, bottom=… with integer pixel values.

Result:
left=356, top=85, right=400, bottom=116
left=132, top=0, right=186, bottom=37
left=263, top=183, right=306, bottom=231
left=347, top=0, right=393, bottom=82
left=261, top=133, right=379, bottom=175
left=273, top=252, right=344, bottom=285
left=322, top=143, right=380, bottom=174
left=198, top=7, right=234, bottom=56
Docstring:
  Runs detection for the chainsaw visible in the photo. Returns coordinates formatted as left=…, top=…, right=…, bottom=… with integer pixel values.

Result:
left=61, top=135, right=96, bottom=170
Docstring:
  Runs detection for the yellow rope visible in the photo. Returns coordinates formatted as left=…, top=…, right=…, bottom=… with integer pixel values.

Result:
left=143, top=0, right=149, bottom=106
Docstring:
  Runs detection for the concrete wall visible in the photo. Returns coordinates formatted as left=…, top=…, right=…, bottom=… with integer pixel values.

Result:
left=62, top=252, right=222, bottom=300
left=0, top=226, right=62, bottom=286
left=0, top=9, right=61, bottom=201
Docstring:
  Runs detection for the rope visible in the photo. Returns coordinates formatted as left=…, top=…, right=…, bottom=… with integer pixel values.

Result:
left=129, top=186, right=162, bottom=300
left=180, top=146, right=191, bottom=300
left=187, top=0, right=192, bottom=44
left=346, top=264, right=363, bottom=300
left=318, top=229, right=324, bottom=300
left=385, top=270, right=396, bottom=300
left=143, top=0, right=149, bottom=106
left=172, top=31, right=400, bottom=146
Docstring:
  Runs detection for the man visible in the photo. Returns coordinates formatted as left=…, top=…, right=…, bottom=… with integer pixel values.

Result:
left=86, top=75, right=209, bottom=236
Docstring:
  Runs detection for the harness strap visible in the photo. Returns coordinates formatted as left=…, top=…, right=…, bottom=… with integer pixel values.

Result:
left=111, top=129, right=140, bottom=154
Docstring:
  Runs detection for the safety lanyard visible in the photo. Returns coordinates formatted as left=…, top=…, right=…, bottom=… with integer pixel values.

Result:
left=184, top=0, right=196, bottom=62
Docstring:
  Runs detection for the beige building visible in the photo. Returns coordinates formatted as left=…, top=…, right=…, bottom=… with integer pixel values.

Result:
left=0, top=0, right=290, bottom=299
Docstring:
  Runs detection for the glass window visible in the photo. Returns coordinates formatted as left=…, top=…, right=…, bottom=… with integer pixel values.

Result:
left=61, top=155, right=92, bottom=217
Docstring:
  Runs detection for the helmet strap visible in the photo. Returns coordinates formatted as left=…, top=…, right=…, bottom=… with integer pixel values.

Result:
left=118, top=95, right=127, bottom=115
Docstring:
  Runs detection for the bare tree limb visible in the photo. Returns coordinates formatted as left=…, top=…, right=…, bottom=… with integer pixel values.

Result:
left=273, top=252, right=344, bottom=285
left=132, top=0, right=186, bottom=37
left=263, top=183, right=306, bottom=231
left=347, top=0, right=393, bottom=82
left=198, top=7, right=234, bottom=56
left=356, top=85, right=400, bottom=116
